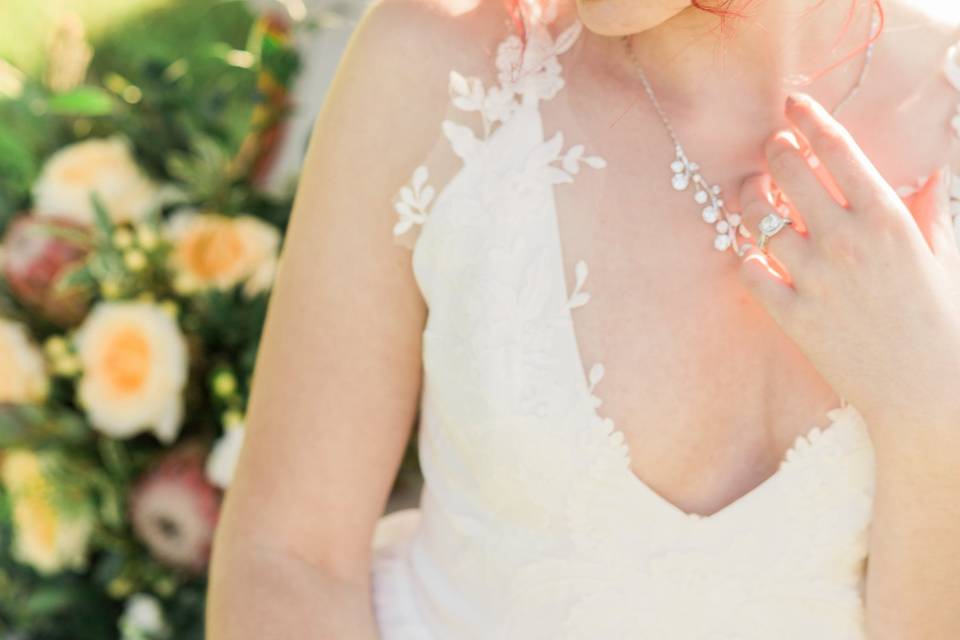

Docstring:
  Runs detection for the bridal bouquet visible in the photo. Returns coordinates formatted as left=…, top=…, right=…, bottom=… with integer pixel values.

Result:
left=0, top=5, right=300, bottom=638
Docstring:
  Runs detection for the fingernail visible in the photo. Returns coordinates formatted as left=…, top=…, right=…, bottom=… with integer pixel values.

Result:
left=785, top=92, right=808, bottom=110
left=772, top=129, right=802, bottom=151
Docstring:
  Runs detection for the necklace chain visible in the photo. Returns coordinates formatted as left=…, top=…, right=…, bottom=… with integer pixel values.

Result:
left=620, top=7, right=880, bottom=257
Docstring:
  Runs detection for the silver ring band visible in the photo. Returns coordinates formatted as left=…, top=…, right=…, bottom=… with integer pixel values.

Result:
left=757, top=213, right=794, bottom=250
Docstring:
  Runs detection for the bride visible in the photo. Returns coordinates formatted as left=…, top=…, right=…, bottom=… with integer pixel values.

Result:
left=206, top=0, right=960, bottom=637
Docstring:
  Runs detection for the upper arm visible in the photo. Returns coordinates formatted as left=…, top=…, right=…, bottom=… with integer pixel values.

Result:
left=212, top=0, right=508, bottom=581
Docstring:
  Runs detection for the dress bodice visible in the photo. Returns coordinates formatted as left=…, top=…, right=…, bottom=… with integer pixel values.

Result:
left=372, top=4, right=960, bottom=638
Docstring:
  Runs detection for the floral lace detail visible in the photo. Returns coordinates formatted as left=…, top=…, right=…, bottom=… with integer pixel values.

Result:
left=390, top=6, right=589, bottom=247
left=444, top=1, right=581, bottom=134
left=392, top=165, right=435, bottom=237
left=524, top=130, right=607, bottom=186
left=565, top=259, right=590, bottom=309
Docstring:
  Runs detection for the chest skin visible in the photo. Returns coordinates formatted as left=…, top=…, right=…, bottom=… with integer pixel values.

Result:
left=526, top=23, right=957, bottom=518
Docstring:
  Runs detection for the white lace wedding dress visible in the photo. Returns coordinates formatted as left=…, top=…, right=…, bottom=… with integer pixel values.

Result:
left=369, top=5, right=960, bottom=639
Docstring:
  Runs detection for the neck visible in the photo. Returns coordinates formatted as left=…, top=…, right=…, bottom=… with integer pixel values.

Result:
left=617, top=0, right=878, bottom=117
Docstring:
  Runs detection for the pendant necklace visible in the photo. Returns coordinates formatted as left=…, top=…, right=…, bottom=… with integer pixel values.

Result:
left=620, top=7, right=880, bottom=257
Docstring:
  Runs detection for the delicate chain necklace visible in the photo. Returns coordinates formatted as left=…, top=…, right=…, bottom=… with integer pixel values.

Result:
left=620, top=7, right=880, bottom=257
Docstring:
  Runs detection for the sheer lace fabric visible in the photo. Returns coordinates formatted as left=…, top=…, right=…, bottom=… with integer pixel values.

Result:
left=374, top=5, right=960, bottom=639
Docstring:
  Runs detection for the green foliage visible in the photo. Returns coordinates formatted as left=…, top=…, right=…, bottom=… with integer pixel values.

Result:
left=88, top=0, right=259, bottom=181
left=166, top=135, right=236, bottom=207
left=0, top=404, right=92, bottom=450
left=46, top=86, right=115, bottom=116
left=258, top=25, right=301, bottom=88
left=0, top=0, right=265, bottom=230
left=0, top=1, right=306, bottom=637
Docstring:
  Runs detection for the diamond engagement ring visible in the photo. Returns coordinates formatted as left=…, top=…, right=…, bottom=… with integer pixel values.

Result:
left=757, top=212, right=794, bottom=250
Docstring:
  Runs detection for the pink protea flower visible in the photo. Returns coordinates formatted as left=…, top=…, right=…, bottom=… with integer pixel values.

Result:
left=1, top=213, right=92, bottom=326
left=129, top=442, right=222, bottom=574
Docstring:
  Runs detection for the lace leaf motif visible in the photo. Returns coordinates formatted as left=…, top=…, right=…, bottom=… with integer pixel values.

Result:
left=392, top=165, right=434, bottom=237
left=566, top=259, right=590, bottom=309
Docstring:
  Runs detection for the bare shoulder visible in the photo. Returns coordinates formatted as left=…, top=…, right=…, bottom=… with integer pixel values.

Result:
left=309, top=0, right=521, bottom=237
left=354, top=0, right=517, bottom=61
left=867, top=0, right=959, bottom=102
left=856, top=0, right=960, bottom=185
left=338, top=0, right=519, bottom=127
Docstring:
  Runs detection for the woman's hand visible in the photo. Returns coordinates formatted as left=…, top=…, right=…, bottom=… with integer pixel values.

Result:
left=737, top=92, right=960, bottom=452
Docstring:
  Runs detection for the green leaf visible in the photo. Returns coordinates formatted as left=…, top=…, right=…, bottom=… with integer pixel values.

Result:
left=165, top=135, right=232, bottom=202
left=97, top=437, right=131, bottom=478
left=46, top=87, right=114, bottom=117
left=260, top=35, right=299, bottom=88
left=0, top=126, right=36, bottom=182
left=90, top=193, right=115, bottom=239
left=0, top=404, right=91, bottom=448
left=53, top=263, right=96, bottom=293
left=22, top=583, right=80, bottom=617
left=86, top=470, right=125, bottom=530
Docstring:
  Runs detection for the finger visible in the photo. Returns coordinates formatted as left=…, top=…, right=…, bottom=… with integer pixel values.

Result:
left=908, top=166, right=959, bottom=258
left=764, top=130, right=846, bottom=240
left=784, top=92, right=897, bottom=211
left=738, top=245, right=798, bottom=321
left=738, top=172, right=811, bottom=275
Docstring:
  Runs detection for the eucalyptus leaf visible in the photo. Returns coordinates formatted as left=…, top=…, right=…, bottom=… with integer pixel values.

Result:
left=90, top=194, right=115, bottom=239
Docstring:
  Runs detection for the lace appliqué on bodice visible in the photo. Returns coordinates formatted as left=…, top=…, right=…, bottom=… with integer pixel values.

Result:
left=390, top=9, right=602, bottom=252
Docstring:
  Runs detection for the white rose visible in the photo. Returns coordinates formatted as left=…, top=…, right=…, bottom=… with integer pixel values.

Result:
left=33, top=137, right=163, bottom=225
left=205, top=424, right=246, bottom=489
left=1, top=449, right=95, bottom=575
left=74, top=301, right=188, bottom=443
left=165, top=209, right=280, bottom=298
left=0, top=318, right=48, bottom=404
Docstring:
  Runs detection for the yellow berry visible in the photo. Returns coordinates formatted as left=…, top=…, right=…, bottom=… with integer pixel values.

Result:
left=172, top=272, right=198, bottom=295
left=154, top=576, right=176, bottom=597
left=123, top=249, right=147, bottom=272
left=159, top=299, right=179, bottom=318
left=54, top=355, right=81, bottom=377
left=112, top=227, right=134, bottom=250
left=43, top=335, right=68, bottom=358
left=100, top=279, right=121, bottom=299
left=107, top=577, right=133, bottom=598
left=222, top=409, right=244, bottom=429
left=136, top=225, right=158, bottom=250
left=212, top=370, right=237, bottom=397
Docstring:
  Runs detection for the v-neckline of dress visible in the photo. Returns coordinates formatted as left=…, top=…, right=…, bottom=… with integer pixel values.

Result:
left=529, top=16, right=856, bottom=526
left=542, top=167, right=854, bottom=525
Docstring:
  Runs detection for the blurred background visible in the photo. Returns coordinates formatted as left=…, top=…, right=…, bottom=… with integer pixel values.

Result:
left=0, top=1, right=420, bottom=637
